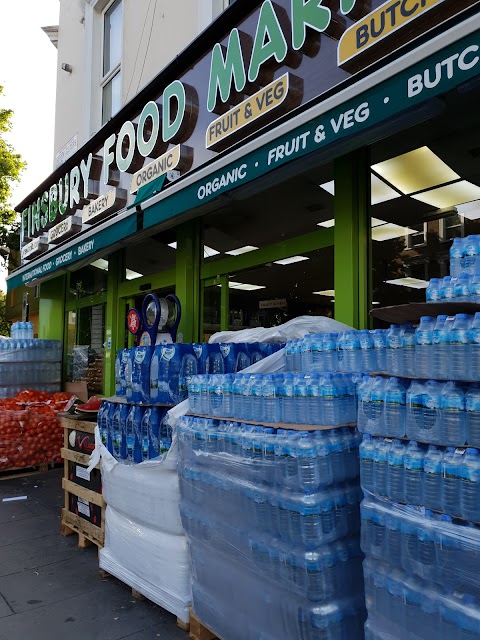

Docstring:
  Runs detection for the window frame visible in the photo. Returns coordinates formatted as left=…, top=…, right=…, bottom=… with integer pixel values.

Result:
left=100, top=0, right=123, bottom=126
left=439, top=213, right=465, bottom=242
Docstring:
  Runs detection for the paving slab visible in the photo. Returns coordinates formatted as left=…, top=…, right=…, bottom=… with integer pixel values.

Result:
left=0, top=533, right=79, bottom=577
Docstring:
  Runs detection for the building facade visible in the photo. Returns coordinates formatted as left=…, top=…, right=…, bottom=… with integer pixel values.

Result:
left=8, top=0, right=480, bottom=397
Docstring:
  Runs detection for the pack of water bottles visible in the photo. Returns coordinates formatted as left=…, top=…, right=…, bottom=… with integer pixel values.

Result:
left=358, top=375, right=480, bottom=446
left=450, top=235, right=480, bottom=277
left=285, top=330, right=388, bottom=374
left=425, top=273, right=480, bottom=303
left=364, top=558, right=480, bottom=640
left=115, top=342, right=280, bottom=405
left=10, top=321, right=34, bottom=340
left=360, top=436, right=480, bottom=521
left=0, top=338, right=62, bottom=397
left=98, top=400, right=171, bottom=463
left=177, top=414, right=366, bottom=640
left=187, top=372, right=358, bottom=426
left=361, top=495, right=480, bottom=595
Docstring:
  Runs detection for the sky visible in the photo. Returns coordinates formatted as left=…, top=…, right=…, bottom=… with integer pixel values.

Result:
left=0, top=0, right=60, bottom=290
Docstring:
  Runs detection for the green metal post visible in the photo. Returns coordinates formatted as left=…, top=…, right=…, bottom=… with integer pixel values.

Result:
left=104, top=250, right=124, bottom=396
left=334, top=149, right=371, bottom=329
left=220, top=275, right=229, bottom=332
left=38, top=275, right=66, bottom=340
left=176, top=219, right=202, bottom=342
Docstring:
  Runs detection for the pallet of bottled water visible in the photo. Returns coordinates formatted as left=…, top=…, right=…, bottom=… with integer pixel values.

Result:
left=0, top=336, right=62, bottom=396
left=187, top=372, right=358, bottom=426
left=177, top=414, right=366, bottom=640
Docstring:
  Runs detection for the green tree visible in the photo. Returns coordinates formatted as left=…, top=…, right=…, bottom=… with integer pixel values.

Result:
left=0, top=85, right=25, bottom=263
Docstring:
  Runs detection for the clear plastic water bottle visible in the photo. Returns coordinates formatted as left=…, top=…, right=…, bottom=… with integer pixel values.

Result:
left=98, top=403, right=109, bottom=449
left=404, top=440, right=425, bottom=505
left=386, top=324, right=402, bottom=376
left=309, top=334, right=323, bottom=372
left=321, top=373, right=340, bottom=425
left=442, top=447, right=463, bottom=517
left=125, top=405, right=136, bottom=461
left=470, top=312, right=480, bottom=380
left=374, top=438, right=391, bottom=497
left=285, top=340, right=295, bottom=371
left=209, top=374, right=224, bottom=417
left=387, top=439, right=405, bottom=503
left=470, top=273, right=480, bottom=303
left=409, top=380, right=443, bottom=443
left=369, top=376, right=386, bottom=435
left=297, top=432, right=320, bottom=492
left=426, top=278, right=442, bottom=303
left=401, top=324, right=416, bottom=377
left=232, top=373, right=244, bottom=419
left=461, top=448, right=480, bottom=522
left=300, top=335, right=312, bottom=372
left=359, top=330, right=375, bottom=373
left=450, top=237, right=464, bottom=277
left=415, top=316, right=435, bottom=379
left=370, top=329, right=386, bottom=374
left=251, top=374, right=265, bottom=423
left=455, top=273, right=471, bottom=301
left=441, top=276, right=456, bottom=301
left=306, top=373, right=321, bottom=425
left=222, top=374, right=234, bottom=418
left=423, top=445, right=444, bottom=512
left=295, top=374, right=309, bottom=425
left=432, top=315, right=449, bottom=379
left=384, top=377, right=407, bottom=437
left=340, top=331, right=362, bottom=373
left=463, top=235, right=479, bottom=275
left=450, top=314, right=472, bottom=381
left=359, top=434, right=375, bottom=494
left=466, top=384, right=480, bottom=446
left=199, top=374, right=210, bottom=416
left=440, top=381, right=466, bottom=446
left=292, top=341, right=302, bottom=373
left=322, top=333, right=338, bottom=372
left=280, top=373, right=296, bottom=424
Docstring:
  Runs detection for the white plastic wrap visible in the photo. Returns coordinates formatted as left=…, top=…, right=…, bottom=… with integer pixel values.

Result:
left=99, top=506, right=191, bottom=623
left=208, top=315, right=353, bottom=343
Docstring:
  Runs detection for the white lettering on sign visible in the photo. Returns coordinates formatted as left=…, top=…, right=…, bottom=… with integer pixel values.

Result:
left=55, top=251, right=73, bottom=267
left=130, top=146, right=181, bottom=193
left=82, top=188, right=117, bottom=224
left=48, top=217, right=73, bottom=244
left=259, top=298, right=287, bottom=309
left=78, top=240, right=95, bottom=256
left=21, top=237, right=48, bottom=260
left=197, top=164, right=248, bottom=200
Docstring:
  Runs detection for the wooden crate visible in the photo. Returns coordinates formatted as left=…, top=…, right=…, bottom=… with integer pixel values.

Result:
left=189, top=610, right=221, bottom=640
left=61, top=416, right=105, bottom=548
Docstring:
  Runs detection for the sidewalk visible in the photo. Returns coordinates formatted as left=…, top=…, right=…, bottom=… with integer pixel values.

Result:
left=0, top=468, right=188, bottom=640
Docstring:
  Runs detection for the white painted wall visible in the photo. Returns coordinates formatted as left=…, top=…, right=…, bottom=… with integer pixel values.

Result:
left=53, top=0, right=228, bottom=163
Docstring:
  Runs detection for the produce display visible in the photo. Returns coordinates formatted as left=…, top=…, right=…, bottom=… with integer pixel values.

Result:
left=0, top=390, right=75, bottom=471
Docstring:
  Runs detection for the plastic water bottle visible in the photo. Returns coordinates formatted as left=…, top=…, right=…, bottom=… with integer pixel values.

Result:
left=306, top=373, right=321, bottom=425
left=232, top=374, right=244, bottom=419
left=285, top=340, right=295, bottom=371
left=221, top=374, right=234, bottom=418
left=359, top=330, right=375, bottom=373
left=292, top=341, right=302, bottom=372
left=404, top=441, right=425, bottom=505
left=322, top=333, right=338, bottom=372
left=242, top=374, right=255, bottom=421
left=443, top=447, right=463, bottom=517
left=470, top=312, right=480, bottom=380
left=296, top=433, right=319, bottom=492
left=441, top=276, right=456, bottom=301
left=466, top=384, right=480, bottom=446
left=199, top=375, right=210, bottom=415
left=280, top=373, right=296, bottom=424
left=470, top=273, right=480, bottom=303
left=426, top=278, right=442, bottom=303
left=300, top=335, right=312, bottom=372
left=386, top=324, right=402, bottom=376
left=374, top=438, right=391, bottom=497
left=450, top=237, right=464, bottom=277
left=125, top=405, right=136, bottom=462
left=112, top=403, right=128, bottom=459
left=188, top=375, right=200, bottom=413
left=295, top=374, right=309, bottom=425
left=251, top=374, right=265, bottom=423
left=401, top=324, right=416, bottom=377
left=359, top=434, right=375, bottom=494
left=310, top=334, right=324, bottom=372
left=432, top=315, right=449, bottom=379
left=455, top=273, right=471, bottom=301
left=415, top=317, right=435, bottom=378
left=423, top=445, right=444, bottom=512
left=98, top=403, right=109, bottom=449
left=321, top=373, right=340, bottom=425
left=368, top=376, right=386, bottom=434
left=209, top=374, right=223, bottom=417
left=440, top=381, right=466, bottom=445
left=384, top=377, right=406, bottom=437
left=341, top=331, right=362, bottom=373
left=372, top=329, right=387, bottom=373
left=387, top=439, right=405, bottom=503
left=450, top=314, right=472, bottom=381
left=463, top=235, right=479, bottom=275
left=410, top=380, right=443, bottom=443
left=461, top=448, right=480, bottom=522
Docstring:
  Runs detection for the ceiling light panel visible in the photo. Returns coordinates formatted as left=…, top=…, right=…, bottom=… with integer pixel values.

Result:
left=91, top=259, right=109, bottom=271
left=274, top=256, right=309, bottom=265
left=411, top=181, right=480, bottom=209
left=385, top=277, right=429, bottom=289
left=457, top=200, right=480, bottom=220
left=372, top=223, right=417, bottom=242
left=203, top=245, right=220, bottom=258
left=318, top=217, right=386, bottom=229
left=126, top=269, right=143, bottom=280
left=225, top=245, right=259, bottom=256
left=372, top=146, right=460, bottom=194
left=371, top=174, right=402, bottom=205
left=313, top=289, right=335, bottom=296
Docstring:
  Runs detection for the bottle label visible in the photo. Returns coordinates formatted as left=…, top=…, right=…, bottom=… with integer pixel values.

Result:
left=471, top=329, right=480, bottom=344
left=121, top=351, right=129, bottom=363
left=193, top=344, right=203, bottom=358
left=416, top=332, right=431, bottom=346
left=134, top=350, right=146, bottom=364
left=450, top=330, right=469, bottom=345
left=161, top=346, right=176, bottom=361
left=220, top=344, right=231, bottom=357
left=466, top=397, right=480, bottom=412
left=386, top=391, right=404, bottom=405
left=442, top=397, right=463, bottom=411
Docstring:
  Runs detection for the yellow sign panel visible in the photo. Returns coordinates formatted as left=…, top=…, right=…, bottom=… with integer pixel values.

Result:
left=338, top=0, right=446, bottom=68
left=130, top=145, right=181, bottom=194
left=206, top=73, right=290, bottom=149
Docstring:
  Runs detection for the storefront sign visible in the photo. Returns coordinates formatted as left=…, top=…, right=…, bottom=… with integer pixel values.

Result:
left=47, top=215, right=82, bottom=244
left=21, top=237, right=49, bottom=261
left=55, top=133, right=78, bottom=168
left=338, top=0, right=446, bottom=70
left=259, top=298, right=288, bottom=309
left=82, top=188, right=125, bottom=224
left=14, top=0, right=478, bottom=275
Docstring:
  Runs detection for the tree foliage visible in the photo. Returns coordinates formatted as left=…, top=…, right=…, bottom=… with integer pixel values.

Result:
left=0, top=85, right=25, bottom=259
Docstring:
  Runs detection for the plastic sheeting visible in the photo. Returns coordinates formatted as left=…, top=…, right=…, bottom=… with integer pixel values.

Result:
left=99, top=506, right=191, bottom=623
left=208, top=315, right=353, bottom=343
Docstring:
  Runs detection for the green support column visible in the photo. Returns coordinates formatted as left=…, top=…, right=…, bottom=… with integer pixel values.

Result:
left=220, top=275, right=229, bottom=332
left=176, top=219, right=202, bottom=343
left=334, top=149, right=371, bottom=329
left=104, top=251, right=124, bottom=396
left=38, top=275, right=66, bottom=340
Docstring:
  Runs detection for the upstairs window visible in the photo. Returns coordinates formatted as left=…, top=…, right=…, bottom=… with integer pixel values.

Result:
left=101, top=0, right=122, bottom=125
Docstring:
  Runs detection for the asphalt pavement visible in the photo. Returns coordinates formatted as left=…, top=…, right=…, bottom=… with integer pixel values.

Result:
left=0, top=468, right=188, bottom=640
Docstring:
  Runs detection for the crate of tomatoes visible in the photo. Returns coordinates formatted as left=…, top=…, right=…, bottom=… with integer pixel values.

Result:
left=0, top=390, right=75, bottom=471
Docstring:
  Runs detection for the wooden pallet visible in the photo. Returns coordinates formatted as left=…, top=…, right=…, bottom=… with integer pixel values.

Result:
left=99, top=568, right=190, bottom=632
left=189, top=610, right=221, bottom=640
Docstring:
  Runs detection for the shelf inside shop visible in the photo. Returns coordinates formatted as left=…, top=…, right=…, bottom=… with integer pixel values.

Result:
left=359, top=432, right=479, bottom=450
left=370, top=301, right=480, bottom=324
left=105, top=396, right=175, bottom=408
left=186, top=413, right=356, bottom=431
